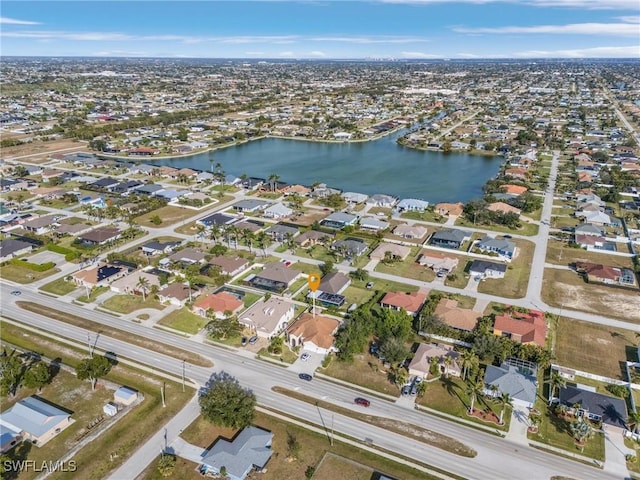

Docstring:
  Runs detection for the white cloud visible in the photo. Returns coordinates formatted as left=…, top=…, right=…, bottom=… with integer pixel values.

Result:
left=399, top=51, right=440, bottom=58
left=278, top=51, right=295, bottom=57
left=454, top=22, right=640, bottom=36
left=379, top=0, right=637, bottom=8
left=0, top=17, right=41, bottom=25
left=616, top=15, right=640, bottom=23
left=311, top=35, right=429, bottom=44
left=94, top=50, right=149, bottom=57
left=514, top=45, right=640, bottom=57
left=309, top=50, right=327, bottom=57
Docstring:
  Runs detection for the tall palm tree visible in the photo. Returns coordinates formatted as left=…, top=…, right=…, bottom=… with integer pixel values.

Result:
left=268, top=173, right=280, bottom=192
left=136, top=276, right=150, bottom=301
left=241, top=229, right=254, bottom=253
left=627, top=410, right=640, bottom=434
left=444, top=355, right=453, bottom=378
left=461, top=349, right=476, bottom=381
left=209, top=224, right=222, bottom=244
left=499, top=393, right=513, bottom=424
left=466, top=379, right=484, bottom=414
left=546, top=370, right=566, bottom=405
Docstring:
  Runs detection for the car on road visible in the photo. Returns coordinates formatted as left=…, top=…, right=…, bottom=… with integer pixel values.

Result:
left=10, top=290, right=21, bottom=296
left=300, top=352, right=310, bottom=362
left=249, top=335, right=258, bottom=345
left=241, top=337, right=248, bottom=346
left=502, top=234, right=512, bottom=239
left=354, top=397, right=371, bottom=407
left=298, top=373, right=313, bottom=381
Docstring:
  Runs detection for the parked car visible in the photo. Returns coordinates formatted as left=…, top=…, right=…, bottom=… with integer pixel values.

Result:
left=249, top=335, right=258, bottom=344
left=241, top=337, right=248, bottom=346
left=300, top=352, right=310, bottom=362
left=298, top=373, right=313, bottom=381
left=366, top=282, right=374, bottom=289
left=401, top=384, right=411, bottom=396
left=10, top=290, right=21, bottom=296
left=354, top=397, right=371, bottom=407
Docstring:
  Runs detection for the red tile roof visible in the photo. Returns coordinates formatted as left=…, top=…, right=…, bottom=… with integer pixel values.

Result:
left=494, top=310, right=547, bottom=347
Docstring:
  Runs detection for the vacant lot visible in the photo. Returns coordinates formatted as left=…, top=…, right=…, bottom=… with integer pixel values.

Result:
left=321, top=353, right=400, bottom=396
left=40, top=277, right=78, bottom=295
left=546, top=242, right=636, bottom=269
left=554, top=316, right=637, bottom=379
left=374, top=248, right=436, bottom=283
left=0, top=138, right=85, bottom=160
left=157, top=308, right=206, bottom=334
left=135, top=205, right=201, bottom=228
left=314, top=453, right=373, bottom=480
left=0, top=264, right=60, bottom=284
left=542, top=269, right=640, bottom=322
left=101, top=294, right=165, bottom=314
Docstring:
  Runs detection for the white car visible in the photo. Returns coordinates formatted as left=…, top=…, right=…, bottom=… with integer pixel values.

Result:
left=301, top=353, right=310, bottom=362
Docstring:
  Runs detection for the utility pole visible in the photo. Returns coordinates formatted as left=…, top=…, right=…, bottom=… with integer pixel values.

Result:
left=87, top=333, right=93, bottom=358
left=330, top=413, right=334, bottom=446
left=161, top=383, right=166, bottom=408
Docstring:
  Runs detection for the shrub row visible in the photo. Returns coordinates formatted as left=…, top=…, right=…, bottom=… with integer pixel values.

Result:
left=9, top=259, right=56, bottom=271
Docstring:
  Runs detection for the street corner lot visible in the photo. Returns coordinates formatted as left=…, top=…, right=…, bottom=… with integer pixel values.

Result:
left=542, top=268, right=640, bottom=323
left=26, top=249, right=67, bottom=266
left=476, top=238, right=535, bottom=299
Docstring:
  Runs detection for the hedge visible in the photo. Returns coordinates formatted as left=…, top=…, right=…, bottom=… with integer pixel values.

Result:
left=47, top=244, right=79, bottom=261
left=9, top=259, right=56, bottom=272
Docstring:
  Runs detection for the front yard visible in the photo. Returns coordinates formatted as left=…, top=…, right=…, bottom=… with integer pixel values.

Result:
left=0, top=263, right=60, bottom=284
left=321, top=353, right=400, bottom=396
left=40, top=276, right=78, bottom=296
left=101, top=294, right=165, bottom=314
left=477, top=239, right=535, bottom=299
left=157, top=308, right=207, bottom=334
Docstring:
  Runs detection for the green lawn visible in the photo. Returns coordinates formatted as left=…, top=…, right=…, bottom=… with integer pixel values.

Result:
left=455, top=216, right=539, bottom=236
left=321, top=353, right=401, bottom=396
left=400, top=211, right=446, bottom=223
left=101, top=294, right=165, bottom=314
left=0, top=264, right=60, bottom=284
left=477, top=239, right=535, bottom=299
left=157, top=308, right=207, bottom=334
left=374, top=248, right=436, bottom=283
left=76, top=286, right=110, bottom=303
left=40, top=277, right=78, bottom=295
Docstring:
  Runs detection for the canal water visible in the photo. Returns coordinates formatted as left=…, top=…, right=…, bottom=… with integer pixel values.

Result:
left=148, top=127, right=503, bottom=204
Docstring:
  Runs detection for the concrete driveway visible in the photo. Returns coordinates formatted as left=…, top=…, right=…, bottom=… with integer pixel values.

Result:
left=27, top=250, right=66, bottom=266
left=289, top=349, right=324, bottom=374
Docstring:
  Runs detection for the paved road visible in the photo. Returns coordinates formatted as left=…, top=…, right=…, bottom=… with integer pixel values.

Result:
left=0, top=286, right=619, bottom=480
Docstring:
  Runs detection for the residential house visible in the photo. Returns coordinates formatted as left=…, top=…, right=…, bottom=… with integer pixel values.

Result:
left=475, top=237, right=517, bottom=260
left=366, top=194, right=398, bottom=208
left=0, top=396, right=73, bottom=447
left=72, top=263, right=128, bottom=289
left=287, top=313, right=341, bottom=355
left=321, top=212, right=359, bottom=229
left=575, top=261, right=638, bottom=288
left=281, top=184, right=311, bottom=196
left=396, top=198, right=429, bottom=212
left=109, top=271, right=160, bottom=295
left=247, top=262, right=301, bottom=293
left=157, top=282, right=199, bottom=307
left=90, top=177, right=119, bottom=190
left=331, top=238, right=368, bottom=258
left=434, top=202, right=464, bottom=217
left=168, top=248, right=207, bottom=265
left=133, top=183, right=164, bottom=196
left=469, top=260, right=507, bottom=279
left=197, top=213, right=237, bottom=228
left=41, top=169, right=65, bottom=182
left=310, top=183, right=341, bottom=198
left=573, top=223, right=605, bottom=236
left=493, top=310, right=547, bottom=347
left=233, top=199, right=271, bottom=213
left=408, top=343, right=461, bottom=379
left=193, top=292, right=244, bottom=319
left=558, top=386, right=628, bottom=428
left=393, top=224, right=428, bottom=240
left=141, top=240, right=181, bottom=256
left=417, top=252, right=459, bottom=274
left=263, top=203, right=293, bottom=220
left=199, top=426, right=273, bottom=480
left=77, top=227, right=122, bottom=246
left=504, top=168, right=529, bottom=180
left=342, top=192, right=368, bottom=204
left=0, top=238, right=33, bottom=261
left=208, top=256, right=250, bottom=277
left=487, top=202, right=522, bottom=216
left=574, top=234, right=607, bottom=249
left=264, top=224, right=298, bottom=242
left=500, top=185, right=528, bottom=196
left=434, top=298, right=480, bottom=332
left=238, top=297, right=295, bottom=338
left=576, top=210, right=612, bottom=226
left=430, top=229, right=471, bottom=250
left=380, top=291, right=427, bottom=316
left=359, top=217, right=389, bottom=231
left=294, top=230, right=331, bottom=248
left=483, top=361, right=538, bottom=408
left=369, top=242, right=411, bottom=261
left=306, top=271, right=351, bottom=308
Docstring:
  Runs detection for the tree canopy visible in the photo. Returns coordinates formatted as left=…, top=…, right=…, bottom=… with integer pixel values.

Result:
left=199, top=372, right=256, bottom=429
left=76, top=355, right=113, bottom=390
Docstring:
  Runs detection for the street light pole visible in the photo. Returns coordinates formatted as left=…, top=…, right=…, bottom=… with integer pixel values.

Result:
left=87, top=333, right=93, bottom=358
left=182, top=360, right=186, bottom=393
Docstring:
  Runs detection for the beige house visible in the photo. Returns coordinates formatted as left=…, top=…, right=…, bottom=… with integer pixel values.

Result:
left=72, top=264, right=128, bottom=289
left=409, top=343, right=461, bottom=379
left=434, top=298, right=480, bottom=332
left=109, top=271, right=160, bottom=294
left=369, top=242, right=412, bottom=261
left=417, top=252, right=459, bottom=273
left=393, top=224, right=428, bottom=240
left=239, top=297, right=295, bottom=339
left=287, top=313, right=341, bottom=355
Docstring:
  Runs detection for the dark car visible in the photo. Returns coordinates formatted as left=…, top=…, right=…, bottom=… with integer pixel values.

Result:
left=298, top=373, right=313, bottom=381
left=401, top=384, right=411, bottom=396
left=249, top=335, right=258, bottom=345
left=241, top=337, right=248, bottom=346
left=354, top=397, right=370, bottom=407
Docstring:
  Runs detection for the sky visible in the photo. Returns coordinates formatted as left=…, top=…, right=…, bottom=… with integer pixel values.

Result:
left=1, top=0, right=639, bottom=59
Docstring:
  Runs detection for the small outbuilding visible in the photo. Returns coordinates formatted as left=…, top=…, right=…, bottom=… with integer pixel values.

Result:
left=114, top=386, right=138, bottom=406
left=103, top=402, right=118, bottom=417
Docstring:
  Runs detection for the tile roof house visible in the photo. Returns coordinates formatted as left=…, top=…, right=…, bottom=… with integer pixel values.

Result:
left=246, top=262, right=302, bottom=293
left=434, top=298, right=480, bottom=332
left=575, top=261, right=638, bottom=288
left=369, top=242, right=412, bottom=261
left=208, top=256, right=250, bottom=277
left=157, top=282, right=199, bottom=306
left=558, top=386, right=628, bottom=428
left=320, top=212, right=359, bottom=229
left=294, top=230, right=332, bottom=248
left=0, top=396, right=73, bottom=447
left=483, top=362, right=538, bottom=408
left=199, top=426, right=273, bottom=480
left=434, top=202, right=464, bottom=217
left=168, top=247, right=207, bottom=264
left=78, top=227, right=122, bottom=246
left=393, top=224, right=428, bottom=240
left=287, top=313, right=341, bottom=355
left=409, top=343, right=461, bottom=379
left=380, top=291, right=427, bottom=316
left=487, top=202, right=522, bottom=216
left=417, top=252, right=459, bottom=273
left=238, top=297, right=295, bottom=339
left=72, top=263, right=127, bottom=288
left=396, top=198, right=429, bottom=212
left=500, top=185, right=528, bottom=196
left=109, top=271, right=161, bottom=295
left=193, top=292, right=244, bottom=319
left=493, top=309, right=547, bottom=347
left=475, top=237, right=517, bottom=260
left=331, top=238, right=368, bottom=258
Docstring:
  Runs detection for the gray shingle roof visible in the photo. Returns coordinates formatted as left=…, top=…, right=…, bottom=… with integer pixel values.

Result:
left=1, top=396, right=70, bottom=439
left=484, top=364, right=537, bottom=405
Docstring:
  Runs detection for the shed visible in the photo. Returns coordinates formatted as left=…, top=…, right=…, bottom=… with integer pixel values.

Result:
left=103, top=403, right=118, bottom=417
left=114, top=386, right=138, bottom=406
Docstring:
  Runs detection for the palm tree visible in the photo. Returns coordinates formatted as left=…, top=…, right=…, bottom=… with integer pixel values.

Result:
left=461, top=350, right=476, bottom=381
left=627, top=410, right=640, bottom=434
left=466, top=379, right=484, bottom=414
left=546, top=370, right=566, bottom=405
left=395, top=367, right=409, bottom=387
left=443, top=355, right=453, bottom=378
left=136, top=276, right=150, bottom=301
left=241, top=229, right=254, bottom=253
left=499, top=393, right=513, bottom=424
left=268, top=173, right=280, bottom=192
left=209, top=224, right=222, bottom=244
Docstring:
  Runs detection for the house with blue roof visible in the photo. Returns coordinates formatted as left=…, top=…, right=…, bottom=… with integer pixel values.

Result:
left=0, top=396, right=73, bottom=447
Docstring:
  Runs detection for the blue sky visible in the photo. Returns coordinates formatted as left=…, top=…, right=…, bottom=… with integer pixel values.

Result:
left=1, top=1, right=639, bottom=59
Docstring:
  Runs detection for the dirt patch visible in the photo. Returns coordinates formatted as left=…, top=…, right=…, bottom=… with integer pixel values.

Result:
left=1, top=138, right=86, bottom=160
left=467, top=408, right=500, bottom=425
left=554, top=282, right=640, bottom=322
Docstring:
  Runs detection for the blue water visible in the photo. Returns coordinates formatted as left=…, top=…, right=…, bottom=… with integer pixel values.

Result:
left=148, top=130, right=504, bottom=203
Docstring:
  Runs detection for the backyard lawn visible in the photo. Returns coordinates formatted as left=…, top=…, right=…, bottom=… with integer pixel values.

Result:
left=455, top=217, right=539, bottom=236
left=101, top=294, right=165, bottom=314
left=157, top=308, right=207, bottom=334
left=135, top=205, right=201, bottom=228
left=374, top=247, right=436, bottom=283
left=477, top=239, right=535, bottom=299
